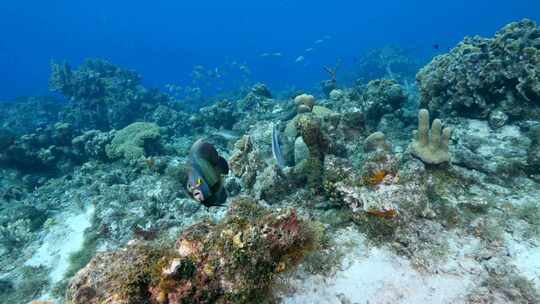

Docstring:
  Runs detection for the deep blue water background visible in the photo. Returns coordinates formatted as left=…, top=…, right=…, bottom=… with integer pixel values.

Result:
left=0, top=0, right=538, bottom=100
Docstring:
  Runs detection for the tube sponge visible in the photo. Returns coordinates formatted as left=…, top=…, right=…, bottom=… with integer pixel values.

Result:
left=410, top=109, right=451, bottom=164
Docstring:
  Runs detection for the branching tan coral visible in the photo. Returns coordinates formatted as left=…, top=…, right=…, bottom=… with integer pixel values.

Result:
left=410, top=109, right=451, bottom=165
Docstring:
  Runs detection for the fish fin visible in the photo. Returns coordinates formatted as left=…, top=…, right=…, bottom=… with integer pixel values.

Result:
left=272, top=124, right=286, bottom=168
left=192, top=139, right=231, bottom=173
left=201, top=180, right=227, bottom=208
left=191, top=139, right=220, bottom=164
left=202, top=200, right=225, bottom=208
left=214, top=183, right=227, bottom=205
left=216, top=156, right=229, bottom=175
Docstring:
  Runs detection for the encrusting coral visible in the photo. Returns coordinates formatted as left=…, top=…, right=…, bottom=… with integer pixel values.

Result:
left=410, top=109, right=451, bottom=165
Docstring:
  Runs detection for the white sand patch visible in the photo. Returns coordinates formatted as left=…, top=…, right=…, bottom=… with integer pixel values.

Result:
left=25, top=204, right=95, bottom=299
left=510, top=241, right=540, bottom=289
left=281, top=228, right=475, bottom=304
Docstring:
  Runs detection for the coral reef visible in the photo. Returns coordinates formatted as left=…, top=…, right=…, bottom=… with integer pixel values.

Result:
left=71, top=129, right=114, bottom=161
left=50, top=59, right=169, bottom=130
left=237, top=84, right=274, bottom=113
left=65, top=199, right=320, bottom=304
left=417, top=19, right=540, bottom=122
left=361, top=79, right=408, bottom=128
left=0, top=97, right=62, bottom=134
left=354, top=45, right=419, bottom=84
left=191, top=100, right=239, bottom=130
left=3, top=19, right=540, bottom=303
left=0, top=122, right=80, bottom=173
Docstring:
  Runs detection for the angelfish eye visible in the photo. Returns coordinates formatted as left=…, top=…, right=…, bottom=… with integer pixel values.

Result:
left=196, top=178, right=203, bottom=186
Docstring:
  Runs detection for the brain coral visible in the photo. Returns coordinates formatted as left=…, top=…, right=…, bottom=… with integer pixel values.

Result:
left=416, top=19, right=540, bottom=121
left=105, top=122, right=161, bottom=162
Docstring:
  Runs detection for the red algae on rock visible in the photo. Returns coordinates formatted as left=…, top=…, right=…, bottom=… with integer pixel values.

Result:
left=65, top=197, right=322, bottom=304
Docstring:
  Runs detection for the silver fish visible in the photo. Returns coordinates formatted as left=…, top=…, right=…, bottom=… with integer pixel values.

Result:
left=272, top=124, right=286, bottom=169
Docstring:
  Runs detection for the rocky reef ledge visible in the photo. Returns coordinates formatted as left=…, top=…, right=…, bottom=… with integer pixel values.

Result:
left=65, top=198, right=322, bottom=304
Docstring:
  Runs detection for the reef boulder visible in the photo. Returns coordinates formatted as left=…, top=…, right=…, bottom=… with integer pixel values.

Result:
left=65, top=198, right=320, bottom=304
left=417, top=19, right=540, bottom=121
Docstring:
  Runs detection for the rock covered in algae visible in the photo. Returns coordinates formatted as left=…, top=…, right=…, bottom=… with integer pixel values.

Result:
left=527, top=126, right=540, bottom=174
left=451, top=119, right=531, bottom=177
left=72, top=129, right=115, bottom=161
left=0, top=122, right=79, bottom=173
left=65, top=198, right=321, bottom=304
left=417, top=19, right=540, bottom=121
left=229, top=135, right=266, bottom=188
left=361, top=79, right=407, bottom=126
left=237, top=84, right=274, bottom=112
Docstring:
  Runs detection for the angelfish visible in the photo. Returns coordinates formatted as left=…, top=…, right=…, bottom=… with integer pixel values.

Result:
left=186, top=139, right=229, bottom=207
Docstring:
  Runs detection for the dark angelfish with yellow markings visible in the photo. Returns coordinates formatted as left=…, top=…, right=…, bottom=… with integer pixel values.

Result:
left=186, top=139, right=229, bottom=208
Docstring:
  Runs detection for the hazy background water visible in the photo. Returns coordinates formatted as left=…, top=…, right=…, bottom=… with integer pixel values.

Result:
left=0, top=0, right=538, bottom=99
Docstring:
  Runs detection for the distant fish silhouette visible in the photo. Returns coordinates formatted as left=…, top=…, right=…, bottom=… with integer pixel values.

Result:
left=315, top=39, right=324, bottom=44
left=433, top=44, right=440, bottom=50
left=305, top=48, right=314, bottom=52
left=295, top=55, right=305, bottom=63
left=260, top=52, right=283, bottom=58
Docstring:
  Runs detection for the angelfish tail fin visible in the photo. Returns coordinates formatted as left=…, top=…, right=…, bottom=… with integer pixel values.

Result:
left=216, top=156, right=229, bottom=175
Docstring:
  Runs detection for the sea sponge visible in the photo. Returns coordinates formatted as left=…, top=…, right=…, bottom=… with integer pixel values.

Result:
left=410, top=109, right=451, bottom=165
left=105, top=122, right=161, bottom=162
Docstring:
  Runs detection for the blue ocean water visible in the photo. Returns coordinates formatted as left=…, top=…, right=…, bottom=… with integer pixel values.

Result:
left=0, top=0, right=538, bottom=100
